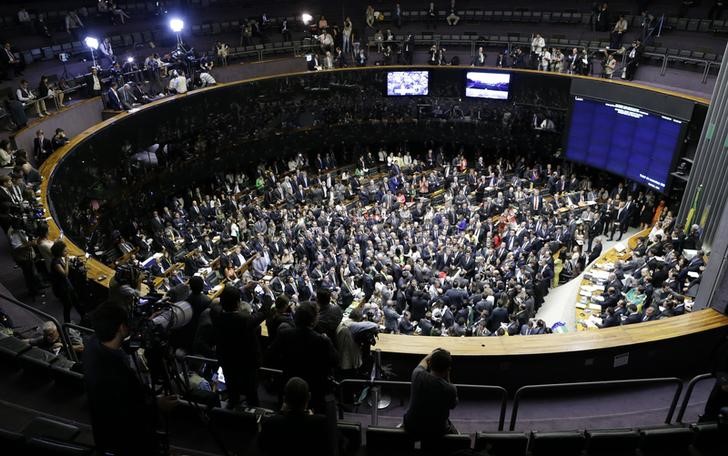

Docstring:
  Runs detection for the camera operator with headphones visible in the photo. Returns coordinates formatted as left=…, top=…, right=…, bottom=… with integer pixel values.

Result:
left=83, top=303, right=177, bottom=456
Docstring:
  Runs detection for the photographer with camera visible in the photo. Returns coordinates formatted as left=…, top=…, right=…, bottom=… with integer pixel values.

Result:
left=84, top=303, right=172, bottom=456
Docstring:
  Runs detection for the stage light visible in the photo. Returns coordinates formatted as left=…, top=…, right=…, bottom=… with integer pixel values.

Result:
left=84, top=36, right=99, bottom=50
left=127, top=56, right=134, bottom=63
left=169, top=18, right=184, bottom=33
left=301, top=13, right=312, bottom=25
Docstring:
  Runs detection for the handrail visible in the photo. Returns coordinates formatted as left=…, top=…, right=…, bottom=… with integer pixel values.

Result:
left=61, top=322, right=94, bottom=363
left=0, top=291, right=76, bottom=363
left=183, top=354, right=283, bottom=377
left=676, top=373, right=714, bottom=424
left=509, top=377, right=684, bottom=431
left=338, top=378, right=508, bottom=430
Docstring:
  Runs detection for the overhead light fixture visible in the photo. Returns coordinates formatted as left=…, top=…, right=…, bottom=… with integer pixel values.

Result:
left=302, top=13, right=313, bottom=25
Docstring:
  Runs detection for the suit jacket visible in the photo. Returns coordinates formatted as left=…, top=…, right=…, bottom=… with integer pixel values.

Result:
left=259, top=412, right=332, bottom=456
left=588, top=245, right=602, bottom=264
left=487, top=307, right=509, bottom=333
left=106, top=88, right=123, bottom=111
left=33, top=137, right=53, bottom=160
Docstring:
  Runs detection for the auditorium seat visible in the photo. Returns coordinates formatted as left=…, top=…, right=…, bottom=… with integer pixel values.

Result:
left=0, top=333, right=32, bottom=358
left=208, top=407, right=258, bottom=438
left=420, top=433, right=472, bottom=453
left=585, top=428, right=640, bottom=456
left=337, top=422, right=361, bottom=456
left=49, top=357, right=84, bottom=387
left=26, top=436, right=94, bottom=455
left=23, top=417, right=80, bottom=443
left=639, top=425, right=694, bottom=456
left=690, top=422, right=723, bottom=454
left=529, top=430, right=586, bottom=456
left=474, top=431, right=529, bottom=456
left=0, top=428, right=24, bottom=453
left=19, top=347, right=63, bottom=371
left=365, top=426, right=416, bottom=456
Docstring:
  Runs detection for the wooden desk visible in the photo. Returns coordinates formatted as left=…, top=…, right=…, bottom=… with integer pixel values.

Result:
left=576, top=228, right=651, bottom=331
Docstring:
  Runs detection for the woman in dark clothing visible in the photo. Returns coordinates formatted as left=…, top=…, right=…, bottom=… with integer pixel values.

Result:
left=49, top=240, right=84, bottom=323
left=639, top=200, right=655, bottom=230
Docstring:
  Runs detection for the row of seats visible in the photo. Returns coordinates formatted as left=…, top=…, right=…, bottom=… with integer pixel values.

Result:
left=365, top=424, right=724, bottom=456
left=0, top=415, right=723, bottom=456
left=0, top=0, right=178, bottom=30
left=0, top=332, right=83, bottom=387
left=378, top=8, right=728, bottom=34
left=0, top=416, right=94, bottom=456
left=364, top=33, right=722, bottom=72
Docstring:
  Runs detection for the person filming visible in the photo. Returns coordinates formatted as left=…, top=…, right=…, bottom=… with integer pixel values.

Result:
left=83, top=303, right=175, bottom=456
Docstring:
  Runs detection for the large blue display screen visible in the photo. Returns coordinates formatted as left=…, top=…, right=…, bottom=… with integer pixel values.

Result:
left=565, top=96, right=683, bottom=192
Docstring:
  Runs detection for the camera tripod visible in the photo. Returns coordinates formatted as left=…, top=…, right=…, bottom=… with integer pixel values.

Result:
left=131, top=338, right=232, bottom=456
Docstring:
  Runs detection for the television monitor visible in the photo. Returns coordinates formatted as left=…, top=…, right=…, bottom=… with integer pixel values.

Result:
left=465, top=72, right=511, bottom=100
left=386, top=71, right=429, bottom=96
left=565, top=96, right=684, bottom=192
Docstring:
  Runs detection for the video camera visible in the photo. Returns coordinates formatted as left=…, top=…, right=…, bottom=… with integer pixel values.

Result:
left=115, top=264, right=193, bottom=352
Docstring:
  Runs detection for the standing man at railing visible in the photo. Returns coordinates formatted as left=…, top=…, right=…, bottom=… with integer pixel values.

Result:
left=403, top=348, right=458, bottom=440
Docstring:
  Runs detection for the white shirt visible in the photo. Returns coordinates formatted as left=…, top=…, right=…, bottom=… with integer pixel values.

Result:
left=531, top=37, right=545, bottom=54
left=169, top=75, right=188, bottom=93
left=0, top=148, right=12, bottom=167
left=199, top=72, right=216, bottom=85
left=16, top=87, right=35, bottom=103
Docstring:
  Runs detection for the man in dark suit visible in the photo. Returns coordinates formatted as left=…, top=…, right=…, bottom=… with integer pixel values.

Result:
left=588, top=239, right=603, bottom=264
left=267, top=301, right=338, bottom=414
left=612, top=201, right=630, bottom=241
left=211, top=284, right=272, bottom=409
left=598, top=307, right=621, bottom=328
left=623, top=304, right=642, bottom=324
left=33, top=129, right=53, bottom=165
left=530, top=189, right=543, bottom=214
left=487, top=303, right=509, bottom=333
left=106, top=81, right=123, bottom=111
left=259, top=377, right=332, bottom=456
left=1, top=42, right=24, bottom=79
left=641, top=306, right=659, bottom=322
left=624, top=39, right=643, bottom=80
left=678, top=250, right=705, bottom=282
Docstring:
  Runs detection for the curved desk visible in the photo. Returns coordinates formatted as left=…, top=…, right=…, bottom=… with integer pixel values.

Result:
left=576, top=228, right=651, bottom=331
left=35, top=65, right=728, bottom=385
left=372, top=308, right=728, bottom=356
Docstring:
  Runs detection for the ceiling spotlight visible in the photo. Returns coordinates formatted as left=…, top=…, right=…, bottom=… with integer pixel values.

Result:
left=169, top=18, right=184, bottom=33
left=127, top=56, right=134, bottom=63
left=301, top=13, right=313, bottom=25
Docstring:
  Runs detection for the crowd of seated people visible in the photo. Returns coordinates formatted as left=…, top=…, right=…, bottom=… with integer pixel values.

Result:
left=80, top=141, right=705, bottom=342
left=595, top=224, right=707, bottom=328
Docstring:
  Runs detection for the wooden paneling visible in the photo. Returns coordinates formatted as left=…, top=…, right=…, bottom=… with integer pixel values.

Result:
left=373, top=308, right=728, bottom=356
